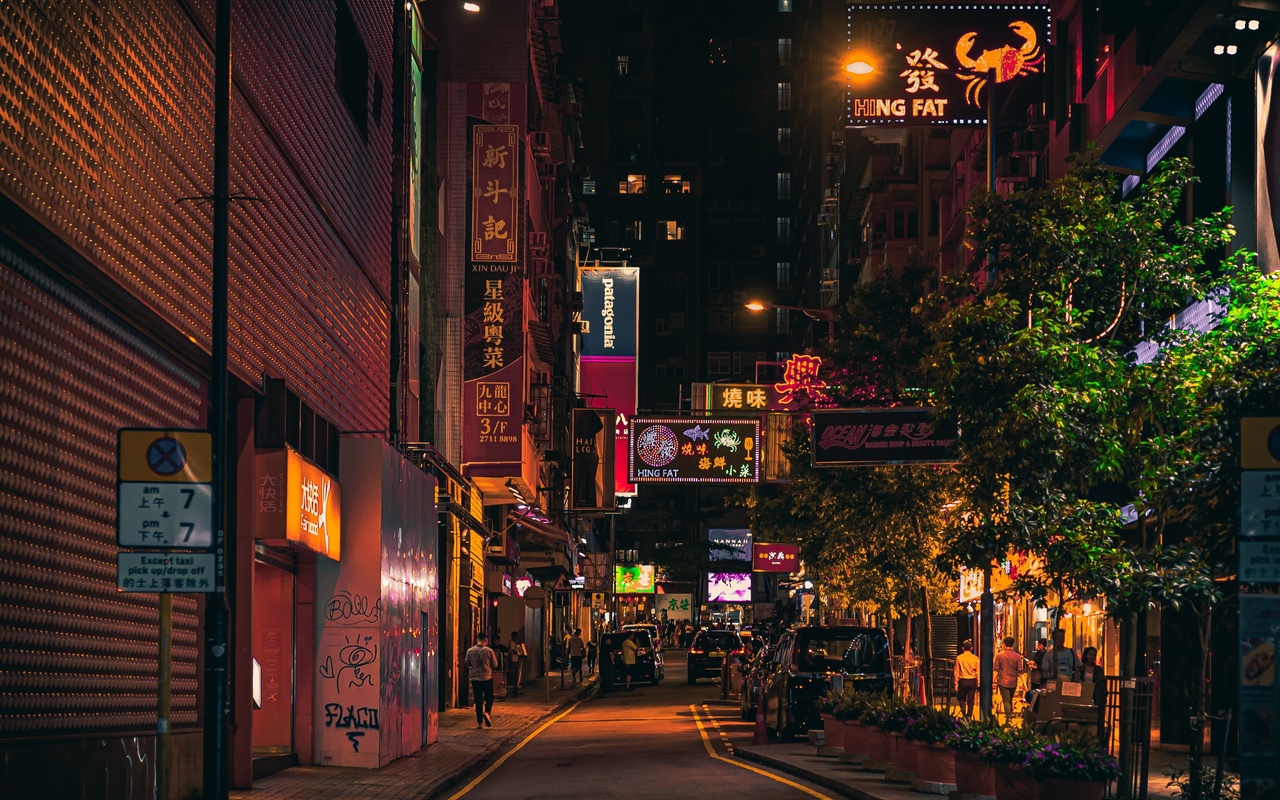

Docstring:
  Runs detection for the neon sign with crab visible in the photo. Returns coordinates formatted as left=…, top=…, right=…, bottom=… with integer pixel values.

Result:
left=954, top=21, right=1043, bottom=106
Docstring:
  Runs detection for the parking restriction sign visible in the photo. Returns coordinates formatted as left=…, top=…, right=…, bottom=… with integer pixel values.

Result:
left=116, top=429, right=214, bottom=553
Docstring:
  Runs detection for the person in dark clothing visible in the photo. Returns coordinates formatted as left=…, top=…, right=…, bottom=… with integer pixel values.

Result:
left=586, top=637, right=598, bottom=674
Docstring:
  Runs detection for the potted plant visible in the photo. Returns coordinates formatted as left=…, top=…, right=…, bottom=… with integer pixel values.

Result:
left=944, top=720, right=1004, bottom=798
left=855, top=695, right=895, bottom=771
left=834, top=690, right=870, bottom=761
left=816, top=688, right=845, bottom=752
left=878, top=697, right=921, bottom=782
left=982, top=727, right=1049, bottom=800
left=1021, top=733, right=1120, bottom=800
left=902, top=705, right=962, bottom=793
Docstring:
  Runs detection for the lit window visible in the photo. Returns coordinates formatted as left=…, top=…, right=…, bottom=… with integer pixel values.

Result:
left=617, top=55, right=629, bottom=75
left=619, top=174, right=646, bottom=194
left=583, top=179, right=596, bottom=195
left=778, top=38, right=792, bottom=66
left=777, top=172, right=791, bottom=200
left=777, top=127, right=791, bottom=154
left=775, top=308, right=791, bottom=334
left=777, top=82, right=791, bottom=111
left=776, top=216, right=791, bottom=244
left=775, top=350, right=791, bottom=363
left=659, top=220, right=684, bottom=240
left=625, top=220, right=643, bottom=240
left=778, top=0, right=791, bottom=11
left=776, top=262, right=792, bottom=289
left=662, top=174, right=690, bottom=193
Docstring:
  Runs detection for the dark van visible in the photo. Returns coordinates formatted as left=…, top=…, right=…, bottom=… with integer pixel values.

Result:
left=762, top=626, right=892, bottom=741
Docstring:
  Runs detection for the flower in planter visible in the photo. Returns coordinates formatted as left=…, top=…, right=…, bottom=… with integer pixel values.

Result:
left=1021, top=732, right=1121, bottom=783
left=943, top=719, right=1004, bottom=754
left=902, top=706, right=962, bottom=744
left=976, top=725, right=1049, bottom=765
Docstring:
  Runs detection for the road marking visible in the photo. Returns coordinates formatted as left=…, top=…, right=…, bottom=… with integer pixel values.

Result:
left=689, top=705, right=834, bottom=800
left=445, top=700, right=584, bottom=799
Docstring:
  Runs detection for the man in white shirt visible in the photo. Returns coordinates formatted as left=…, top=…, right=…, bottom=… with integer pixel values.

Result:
left=1040, top=628, right=1080, bottom=686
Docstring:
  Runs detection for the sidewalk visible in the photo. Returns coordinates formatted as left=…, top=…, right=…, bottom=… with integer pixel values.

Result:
left=230, top=671, right=595, bottom=800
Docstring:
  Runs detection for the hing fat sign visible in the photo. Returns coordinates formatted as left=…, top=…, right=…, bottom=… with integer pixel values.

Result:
left=844, top=4, right=1051, bottom=126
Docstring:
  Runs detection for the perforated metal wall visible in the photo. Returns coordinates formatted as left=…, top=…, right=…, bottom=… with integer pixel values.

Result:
left=0, top=246, right=203, bottom=736
left=0, top=0, right=391, bottom=434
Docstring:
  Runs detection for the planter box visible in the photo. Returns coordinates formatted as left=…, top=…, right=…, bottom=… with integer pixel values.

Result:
left=952, top=751, right=996, bottom=799
left=909, top=742, right=958, bottom=795
left=994, top=763, right=1038, bottom=800
left=822, top=715, right=844, bottom=751
left=862, top=726, right=893, bottom=772
left=886, top=732, right=918, bottom=783
left=840, top=720, right=867, bottom=765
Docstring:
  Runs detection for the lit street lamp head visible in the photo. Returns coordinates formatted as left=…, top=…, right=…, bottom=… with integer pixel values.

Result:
left=745, top=301, right=768, bottom=312
left=845, top=60, right=874, bottom=75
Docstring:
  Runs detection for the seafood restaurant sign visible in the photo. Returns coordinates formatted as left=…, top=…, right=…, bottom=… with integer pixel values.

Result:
left=811, top=408, right=958, bottom=466
left=628, top=417, right=761, bottom=484
left=844, top=4, right=1051, bottom=125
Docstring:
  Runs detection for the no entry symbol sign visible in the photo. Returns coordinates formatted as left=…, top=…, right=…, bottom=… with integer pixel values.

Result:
left=147, top=437, right=188, bottom=477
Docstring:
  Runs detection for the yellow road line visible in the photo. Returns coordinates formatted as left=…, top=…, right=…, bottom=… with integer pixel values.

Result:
left=445, top=700, right=584, bottom=800
left=689, top=704, right=833, bottom=800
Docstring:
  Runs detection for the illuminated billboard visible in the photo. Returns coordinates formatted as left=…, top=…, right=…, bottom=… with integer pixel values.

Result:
left=707, top=573, right=752, bottom=604
left=615, top=565, right=656, bottom=594
left=709, top=529, right=752, bottom=562
left=628, top=417, right=761, bottom=484
left=844, top=4, right=1051, bottom=126
left=753, top=543, right=800, bottom=573
left=811, top=407, right=958, bottom=466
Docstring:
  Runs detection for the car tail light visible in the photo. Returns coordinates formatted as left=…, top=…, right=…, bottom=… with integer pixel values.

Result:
left=689, top=649, right=704, bottom=654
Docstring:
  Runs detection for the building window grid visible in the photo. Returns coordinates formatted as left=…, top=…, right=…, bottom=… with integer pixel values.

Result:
left=776, top=261, right=792, bottom=289
left=778, top=38, right=792, bottom=66
left=777, top=127, right=792, bottom=154
left=777, top=172, right=791, bottom=200
left=617, top=55, right=630, bottom=75
left=775, top=308, right=791, bottom=334
left=776, top=216, right=791, bottom=244
left=619, top=174, right=646, bottom=194
left=709, top=352, right=731, bottom=375
left=778, top=0, right=791, bottom=11
left=659, top=220, right=684, bottom=240
left=777, top=82, right=792, bottom=111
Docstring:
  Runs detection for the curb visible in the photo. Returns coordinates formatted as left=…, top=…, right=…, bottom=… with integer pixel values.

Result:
left=420, top=677, right=598, bottom=799
left=733, top=747, right=886, bottom=800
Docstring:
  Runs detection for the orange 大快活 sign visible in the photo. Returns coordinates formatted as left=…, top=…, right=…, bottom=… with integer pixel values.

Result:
left=255, top=448, right=340, bottom=561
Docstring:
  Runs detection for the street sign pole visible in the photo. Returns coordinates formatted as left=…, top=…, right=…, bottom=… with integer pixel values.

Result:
left=158, top=591, right=172, bottom=800
left=204, top=0, right=232, bottom=795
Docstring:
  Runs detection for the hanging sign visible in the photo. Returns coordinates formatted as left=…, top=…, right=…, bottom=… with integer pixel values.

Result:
left=629, top=417, right=761, bottom=484
left=844, top=4, right=1052, bottom=126
left=811, top=407, right=958, bottom=466
left=752, top=543, right=800, bottom=572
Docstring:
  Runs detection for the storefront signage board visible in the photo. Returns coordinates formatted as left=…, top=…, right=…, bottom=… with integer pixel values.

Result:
left=255, top=448, right=342, bottom=561
left=811, top=407, right=958, bottom=466
left=629, top=417, right=761, bottom=484
left=753, top=543, right=800, bottom=572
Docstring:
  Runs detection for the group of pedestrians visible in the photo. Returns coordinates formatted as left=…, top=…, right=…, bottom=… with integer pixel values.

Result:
left=953, top=627, right=1107, bottom=724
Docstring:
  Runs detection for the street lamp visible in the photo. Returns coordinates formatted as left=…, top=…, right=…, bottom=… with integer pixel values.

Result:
left=844, top=60, right=874, bottom=75
left=744, top=299, right=836, bottom=323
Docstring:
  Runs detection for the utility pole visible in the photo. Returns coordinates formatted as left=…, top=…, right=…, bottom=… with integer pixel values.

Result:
left=203, top=0, right=232, bottom=795
left=978, top=84, right=999, bottom=724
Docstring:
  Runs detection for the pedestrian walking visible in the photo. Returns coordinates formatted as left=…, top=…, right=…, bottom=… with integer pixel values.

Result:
left=954, top=640, right=980, bottom=718
left=508, top=632, right=529, bottom=695
left=586, top=637, right=598, bottom=675
left=566, top=627, right=587, bottom=684
left=620, top=631, right=639, bottom=691
left=464, top=633, right=499, bottom=729
left=1040, top=628, right=1080, bottom=686
left=994, top=636, right=1029, bottom=724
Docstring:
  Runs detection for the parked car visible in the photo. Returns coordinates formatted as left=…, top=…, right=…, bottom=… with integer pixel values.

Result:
left=687, top=629, right=749, bottom=684
left=738, top=643, right=773, bottom=720
left=762, top=626, right=892, bottom=741
left=599, top=630, right=664, bottom=691
left=622, top=622, right=663, bottom=651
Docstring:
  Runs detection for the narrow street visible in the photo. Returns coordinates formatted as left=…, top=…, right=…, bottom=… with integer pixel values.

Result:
left=440, top=653, right=831, bottom=800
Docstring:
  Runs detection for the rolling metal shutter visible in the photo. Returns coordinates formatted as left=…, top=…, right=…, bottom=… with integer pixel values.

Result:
left=0, top=242, right=204, bottom=736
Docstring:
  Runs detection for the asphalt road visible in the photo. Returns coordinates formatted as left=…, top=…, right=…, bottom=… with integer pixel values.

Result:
left=438, top=652, right=834, bottom=800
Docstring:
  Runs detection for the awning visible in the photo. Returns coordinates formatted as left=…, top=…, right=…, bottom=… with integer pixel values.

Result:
left=507, top=511, right=573, bottom=548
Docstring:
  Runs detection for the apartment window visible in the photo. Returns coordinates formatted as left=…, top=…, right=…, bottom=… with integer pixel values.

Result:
left=671, top=359, right=685, bottom=379
left=619, top=173, right=646, bottom=194
left=777, top=82, right=792, bottom=111
left=732, top=352, right=743, bottom=375
left=777, top=127, right=792, bottom=154
left=668, top=312, right=685, bottom=332
left=775, top=308, right=791, bottom=334
left=655, top=317, right=668, bottom=335
left=582, top=179, right=597, bottom=195
left=659, top=220, right=684, bottom=240
left=624, top=220, right=643, bottom=241
left=708, top=352, right=731, bottom=375
left=710, top=309, right=732, bottom=332
left=776, top=261, right=792, bottom=290
left=775, top=350, right=791, bottom=363
left=778, top=38, right=792, bottom=66
left=892, top=204, right=919, bottom=239
left=776, top=216, right=791, bottom=244
left=708, top=262, right=725, bottom=290
left=617, top=55, right=630, bottom=75
left=778, top=0, right=791, bottom=10
left=656, top=364, right=668, bottom=378
left=335, top=0, right=369, bottom=140
left=777, top=172, right=791, bottom=200
left=662, top=174, right=691, bottom=193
